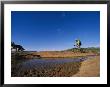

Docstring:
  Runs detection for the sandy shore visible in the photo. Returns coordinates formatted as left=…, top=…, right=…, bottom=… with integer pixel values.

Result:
left=72, top=56, right=100, bottom=77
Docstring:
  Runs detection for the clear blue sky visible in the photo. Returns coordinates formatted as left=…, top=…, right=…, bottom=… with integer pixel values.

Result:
left=11, top=11, right=100, bottom=51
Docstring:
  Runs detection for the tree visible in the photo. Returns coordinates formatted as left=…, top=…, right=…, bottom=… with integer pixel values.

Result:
left=74, top=39, right=82, bottom=48
left=11, top=42, right=25, bottom=52
left=73, top=39, right=82, bottom=52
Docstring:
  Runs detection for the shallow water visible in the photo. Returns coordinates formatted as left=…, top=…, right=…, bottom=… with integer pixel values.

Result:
left=12, top=55, right=97, bottom=76
left=16, top=56, right=96, bottom=70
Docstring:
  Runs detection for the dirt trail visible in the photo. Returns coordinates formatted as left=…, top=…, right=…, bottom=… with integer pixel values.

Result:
left=72, top=56, right=100, bottom=77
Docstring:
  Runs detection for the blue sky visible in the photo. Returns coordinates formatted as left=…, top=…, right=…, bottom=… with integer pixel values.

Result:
left=11, top=11, right=100, bottom=51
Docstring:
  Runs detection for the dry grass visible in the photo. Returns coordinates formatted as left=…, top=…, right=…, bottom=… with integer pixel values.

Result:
left=32, top=51, right=95, bottom=58
left=11, top=51, right=96, bottom=59
left=11, top=61, right=82, bottom=77
left=11, top=51, right=100, bottom=77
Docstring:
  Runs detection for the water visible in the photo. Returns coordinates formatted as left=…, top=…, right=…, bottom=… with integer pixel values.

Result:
left=16, top=56, right=96, bottom=70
